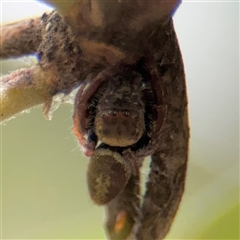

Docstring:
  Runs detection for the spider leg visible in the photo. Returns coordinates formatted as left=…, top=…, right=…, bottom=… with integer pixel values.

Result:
left=72, top=78, right=100, bottom=157
left=148, top=70, right=166, bottom=140
left=135, top=111, right=189, bottom=240
left=0, top=17, right=42, bottom=59
left=105, top=172, right=141, bottom=240
left=134, top=19, right=189, bottom=240
left=122, top=148, right=141, bottom=176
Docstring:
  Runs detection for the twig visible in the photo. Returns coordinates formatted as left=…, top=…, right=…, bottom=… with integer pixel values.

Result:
left=0, top=17, right=42, bottom=58
left=0, top=66, right=51, bottom=121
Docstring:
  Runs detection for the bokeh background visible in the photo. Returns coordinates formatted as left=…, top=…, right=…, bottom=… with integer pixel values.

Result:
left=1, top=1, right=239, bottom=239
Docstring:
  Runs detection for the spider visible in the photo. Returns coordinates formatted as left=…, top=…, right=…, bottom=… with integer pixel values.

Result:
left=1, top=1, right=189, bottom=239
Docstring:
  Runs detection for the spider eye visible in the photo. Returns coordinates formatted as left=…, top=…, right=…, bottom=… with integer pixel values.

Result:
left=87, top=148, right=131, bottom=205
left=95, top=109, right=145, bottom=147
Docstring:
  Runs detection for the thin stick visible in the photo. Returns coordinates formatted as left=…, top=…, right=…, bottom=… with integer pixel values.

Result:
left=0, top=66, right=52, bottom=121
left=0, top=17, right=42, bottom=58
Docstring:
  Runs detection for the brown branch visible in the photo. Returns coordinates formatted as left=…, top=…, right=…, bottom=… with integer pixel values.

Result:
left=0, top=17, right=42, bottom=58
left=0, top=66, right=52, bottom=121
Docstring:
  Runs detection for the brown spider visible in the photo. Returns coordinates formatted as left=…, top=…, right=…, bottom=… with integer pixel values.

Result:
left=1, top=1, right=189, bottom=239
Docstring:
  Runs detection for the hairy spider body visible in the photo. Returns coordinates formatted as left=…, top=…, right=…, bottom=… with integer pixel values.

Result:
left=72, top=62, right=163, bottom=157
left=93, top=72, right=147, bottom=148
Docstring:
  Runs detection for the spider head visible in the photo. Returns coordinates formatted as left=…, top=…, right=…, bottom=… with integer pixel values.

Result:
left=73, top=62, right=160, bottom=157
left=94, top=75, right=146, bottom=147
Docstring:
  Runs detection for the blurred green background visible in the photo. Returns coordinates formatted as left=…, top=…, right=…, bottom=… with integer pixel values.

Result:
left=1, top=1, right=239, bottom=239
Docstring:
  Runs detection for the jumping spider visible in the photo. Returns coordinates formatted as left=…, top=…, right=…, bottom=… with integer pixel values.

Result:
left=1, top=1, right=189, bottom=239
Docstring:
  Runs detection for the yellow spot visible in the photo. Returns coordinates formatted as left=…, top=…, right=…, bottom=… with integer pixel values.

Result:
left=114, top=210, right=127, bottom=234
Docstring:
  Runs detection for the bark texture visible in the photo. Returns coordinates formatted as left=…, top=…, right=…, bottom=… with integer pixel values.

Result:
left=0, top=17, right=42, bottom=58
